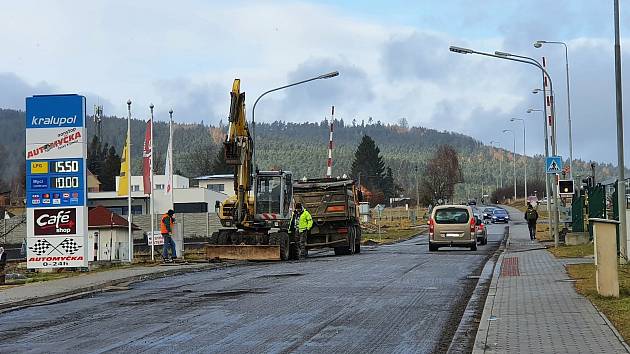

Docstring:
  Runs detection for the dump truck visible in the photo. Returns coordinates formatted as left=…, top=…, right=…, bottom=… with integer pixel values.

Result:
left=292, top=178, right=362, bottom=256
left=206, top=79, right=296, bottom=261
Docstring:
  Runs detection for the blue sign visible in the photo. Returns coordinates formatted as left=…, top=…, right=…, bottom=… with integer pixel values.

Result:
left=25, top=94, right=85, bottom=128
left=546, top=156, right=563, bottom=174
left=26, top=158, right=85, bottom=208
left=30, top=177, right=49, bottom=189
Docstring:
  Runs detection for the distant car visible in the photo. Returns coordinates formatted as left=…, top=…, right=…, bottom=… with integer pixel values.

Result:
left=467, top=199, right=477, bottom=206
left=428, top=205, right=477, bottom=252
left=491, top=208, right=510, bottom=223
left=482, top=207, right=495, bottom=220
left=474, top=215, right=488, bottom=245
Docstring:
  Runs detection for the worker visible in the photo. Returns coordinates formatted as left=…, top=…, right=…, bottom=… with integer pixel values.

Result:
left=290, top=203, right=312, bottom=259
left=160, top=210, right=177, bottom=262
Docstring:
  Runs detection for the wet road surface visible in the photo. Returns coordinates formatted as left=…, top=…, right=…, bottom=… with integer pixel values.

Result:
left=0, top=224, right=506, bottom=354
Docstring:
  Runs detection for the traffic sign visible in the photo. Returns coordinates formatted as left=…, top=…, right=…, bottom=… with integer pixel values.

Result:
left=25, top=94, right=88, bottom=269
left=546, top=156, right=563, bottom=174
left=558, top=179, right=575, bottom=195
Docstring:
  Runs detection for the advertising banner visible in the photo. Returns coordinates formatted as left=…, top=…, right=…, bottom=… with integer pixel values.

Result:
left=26, top=94, right=88, bottom=269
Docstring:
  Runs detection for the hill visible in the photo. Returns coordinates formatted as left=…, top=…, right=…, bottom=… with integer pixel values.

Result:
left=0, top=108, right=617, bottom=201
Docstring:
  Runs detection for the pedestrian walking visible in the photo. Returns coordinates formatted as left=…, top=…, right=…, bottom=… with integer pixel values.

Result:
left=160, top=210, right=177, bottom=262
left=525, top=203, right=539, bottom=240
left=0, top=247, right=6, bottom=285
left=290, top=203, right=312, bottom=259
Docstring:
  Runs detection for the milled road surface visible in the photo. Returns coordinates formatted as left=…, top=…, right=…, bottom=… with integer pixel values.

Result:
left=0, top=223, right=506, bottom=354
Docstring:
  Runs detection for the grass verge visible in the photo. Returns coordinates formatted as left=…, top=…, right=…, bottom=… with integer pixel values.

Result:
left=547, top=243, right=594, bottom=258
left=567, top=263, right=630, bottom=342
left=362, top=228, right=423, bottom=244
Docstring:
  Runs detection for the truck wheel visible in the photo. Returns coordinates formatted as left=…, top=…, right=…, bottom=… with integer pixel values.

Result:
left=269, top=232, right=289, bottom=261
left=334, top=247, right=346, bottom=256
left=429, top=242, right=437, bottom=252
left=470, top=242, right=477, bottom=251
left=210, top=231, right=219, bottom=244
left=218, top=230, right=230, bottom=245
left=354, top=226, right=362, bottom=254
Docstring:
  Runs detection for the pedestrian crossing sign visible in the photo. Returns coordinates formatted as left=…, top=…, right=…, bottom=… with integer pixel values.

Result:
left=546, top=156, right=563, bottom=174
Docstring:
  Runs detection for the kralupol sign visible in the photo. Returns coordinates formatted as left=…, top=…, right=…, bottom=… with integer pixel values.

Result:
left=26, top=95, right=88, bottom=269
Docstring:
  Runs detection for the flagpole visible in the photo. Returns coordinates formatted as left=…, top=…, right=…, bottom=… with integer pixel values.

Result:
left=169, top=108, right=174, bottom=209
left=126, top=99, right=133, bottom=263
left=149, top=104, right=155, bottom=261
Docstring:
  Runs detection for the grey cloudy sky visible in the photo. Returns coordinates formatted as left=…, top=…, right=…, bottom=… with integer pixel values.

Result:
left=1, top=1, right=629, bottom=164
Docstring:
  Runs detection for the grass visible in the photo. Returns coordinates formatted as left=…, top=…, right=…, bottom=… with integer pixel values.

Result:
left=566, top=263, right=630, bottom=342
left=547, top=242, right=594, bottom=258
left=362, top=228, right=423, bottom=244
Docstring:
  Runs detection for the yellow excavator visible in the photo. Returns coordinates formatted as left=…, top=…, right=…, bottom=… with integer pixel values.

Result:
left=206, top=79, right=296, bottom=261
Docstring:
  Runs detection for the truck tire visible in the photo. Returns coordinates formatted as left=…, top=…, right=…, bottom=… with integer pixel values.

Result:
left=354, top=226, right=362, bottom=254
left=334, top=247, right=347, bottom=256
left=269, top=232, right=289, bottom=261
left=210, top=231, right=219, bottom=244
left=429, top=242, right=437, bottom=252
left=470, top=242, right=477, bottom=251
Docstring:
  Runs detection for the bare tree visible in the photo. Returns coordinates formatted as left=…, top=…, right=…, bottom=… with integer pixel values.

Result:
left=422, top=145, right=463, bottom=204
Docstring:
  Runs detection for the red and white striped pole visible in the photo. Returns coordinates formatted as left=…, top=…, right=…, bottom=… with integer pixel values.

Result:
left=326, top=106, right=334, bottom=178
left=543, top=56, right=556, bottom=154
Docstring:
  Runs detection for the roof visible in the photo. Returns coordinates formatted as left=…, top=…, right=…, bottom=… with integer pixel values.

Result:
left=294, top=178, right=354, bottom=190
left=88, top=206, right=141, bottom=230
left=195, top=174, right=234, bottom=181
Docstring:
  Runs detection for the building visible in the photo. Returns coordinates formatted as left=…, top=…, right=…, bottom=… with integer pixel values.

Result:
left=88, top=174, right=228, bottom=215
left=195, top=174, right=235, bottom=197
left=87, top=206, right=140, bottom=262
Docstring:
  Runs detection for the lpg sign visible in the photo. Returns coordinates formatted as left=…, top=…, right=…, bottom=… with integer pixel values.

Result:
left=26, top=94, right=88, bottom=269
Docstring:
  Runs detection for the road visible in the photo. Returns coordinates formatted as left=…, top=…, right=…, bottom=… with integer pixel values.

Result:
left=0, top=223, right=506, bottom=354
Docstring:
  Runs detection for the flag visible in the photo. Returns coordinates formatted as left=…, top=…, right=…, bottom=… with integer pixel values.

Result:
left=118, top=131, right=130, bottom=196
left=142, top=119, right=152, bottom=194
left=165, top=125, right=173, bottom=195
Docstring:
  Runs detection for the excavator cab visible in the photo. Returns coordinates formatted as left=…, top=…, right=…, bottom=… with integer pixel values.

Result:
left=253, top=171, right=292, bottom=229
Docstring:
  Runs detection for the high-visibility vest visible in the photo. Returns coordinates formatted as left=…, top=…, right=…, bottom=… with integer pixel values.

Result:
left=160, top=214, right=174, bottom=234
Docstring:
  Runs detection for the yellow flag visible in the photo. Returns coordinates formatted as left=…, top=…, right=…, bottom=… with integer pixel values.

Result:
left=118, top=132, right=130, bottom=196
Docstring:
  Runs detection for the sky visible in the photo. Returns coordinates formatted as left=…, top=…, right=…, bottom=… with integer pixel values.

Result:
left=1, top=0, right=629, bottom=164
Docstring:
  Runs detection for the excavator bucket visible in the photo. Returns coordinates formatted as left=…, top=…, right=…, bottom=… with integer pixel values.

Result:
left=205, top=245, right=281, bottom=261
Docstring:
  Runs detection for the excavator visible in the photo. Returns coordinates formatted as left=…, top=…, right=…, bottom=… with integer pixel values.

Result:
left=206, top=79, right=296, bottom=261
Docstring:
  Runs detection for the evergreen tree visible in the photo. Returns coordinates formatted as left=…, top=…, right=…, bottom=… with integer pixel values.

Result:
left=87, top=135, right=105, bottom=176
left=351, top=135, right=385, bottom=192
left=211, top=144, right=233, bottom=174
left=100, top=146, right=121, bottom=191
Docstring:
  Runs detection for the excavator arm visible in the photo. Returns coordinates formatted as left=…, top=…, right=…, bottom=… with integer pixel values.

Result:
left=223, top=79, right=253, bottom=226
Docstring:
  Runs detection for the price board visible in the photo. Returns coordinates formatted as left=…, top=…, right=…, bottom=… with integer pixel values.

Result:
left=25, top=94, right=88, bottom=269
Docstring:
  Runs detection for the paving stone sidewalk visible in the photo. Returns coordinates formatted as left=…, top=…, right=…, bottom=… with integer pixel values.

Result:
left=474, top=207, right=629, bottom=353
left=0, top=262, right=227, bottom=311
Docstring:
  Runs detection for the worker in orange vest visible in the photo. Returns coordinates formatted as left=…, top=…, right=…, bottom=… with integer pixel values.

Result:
left=161, top=210, right=176, bottom=262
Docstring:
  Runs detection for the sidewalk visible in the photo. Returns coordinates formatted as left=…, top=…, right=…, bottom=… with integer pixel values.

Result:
left=0, top=262, right=230, bottom=312
left=474, top=207, right=629, bottom=353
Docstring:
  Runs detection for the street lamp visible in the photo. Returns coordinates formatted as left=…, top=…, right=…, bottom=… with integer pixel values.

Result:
left=503, top=129, right=517, bottom=201
left=510, top=118, right=527, bottom=199
left=489, top=140, right=502, bottom=189
left=534, top=40, right=574, bottom=179
left=527, top=108, right=552, bottom=206
left=450, top=45, right=560, bottom=246
left=251, top=71, right=339, bottom=169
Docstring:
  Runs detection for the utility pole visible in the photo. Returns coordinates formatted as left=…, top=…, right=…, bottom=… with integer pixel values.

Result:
left=614, top=0, right=628, bottom=260
left=415, top=165, right=420, bottom=224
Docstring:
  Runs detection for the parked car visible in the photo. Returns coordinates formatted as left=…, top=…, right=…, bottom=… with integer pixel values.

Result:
left=482, top=207, right=495, bottom=221
left=428, top=205, right=477, bottom=252
left=491, top=208, right=510, bottom=223
left=474, top=215, right=488, bottom=245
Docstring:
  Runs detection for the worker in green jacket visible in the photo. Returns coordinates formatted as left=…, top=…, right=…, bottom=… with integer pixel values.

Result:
left=290, top=203, right=313, bottom=259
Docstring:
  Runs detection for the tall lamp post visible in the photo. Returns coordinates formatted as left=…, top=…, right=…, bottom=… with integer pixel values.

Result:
left=613, top=0, right=627, bottom=261
left=503, top=129, right=517, bottom=201
left=527, top=107, right=552, bottom=212
left=251, top=71, right=339, bottom=170
left=489, top=140, right=502, bottom=189
left=534, top=40, right=574, bottom=179
left=510, top=118, right=528, bottom=200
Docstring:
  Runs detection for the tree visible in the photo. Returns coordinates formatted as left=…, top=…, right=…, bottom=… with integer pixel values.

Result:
left=422, top=145, right=463, bottom=204
left=100, top=146, right=121, bottom=191
left=211, top=144, right=233, bottom=174
left=87, top=135, right=105, bottom=176
left=182, top=143, right=215, bottom=178
left=351, top=135, right=385, bottom=192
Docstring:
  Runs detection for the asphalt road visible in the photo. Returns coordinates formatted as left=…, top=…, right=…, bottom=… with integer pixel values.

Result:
left=0, top=222, right=507, bottom=354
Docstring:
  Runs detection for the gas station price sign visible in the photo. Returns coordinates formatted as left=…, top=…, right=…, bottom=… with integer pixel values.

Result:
left=27, top=158, right=85, bottom=207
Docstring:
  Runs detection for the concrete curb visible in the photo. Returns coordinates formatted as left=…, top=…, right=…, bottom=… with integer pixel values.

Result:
left=596, top=307, right=630, bottom=353
left=447, top=225, right=509, bottom=354
left=471, top=226, right=511, bottom=354
left=0, top=262, right=235, bottom=314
